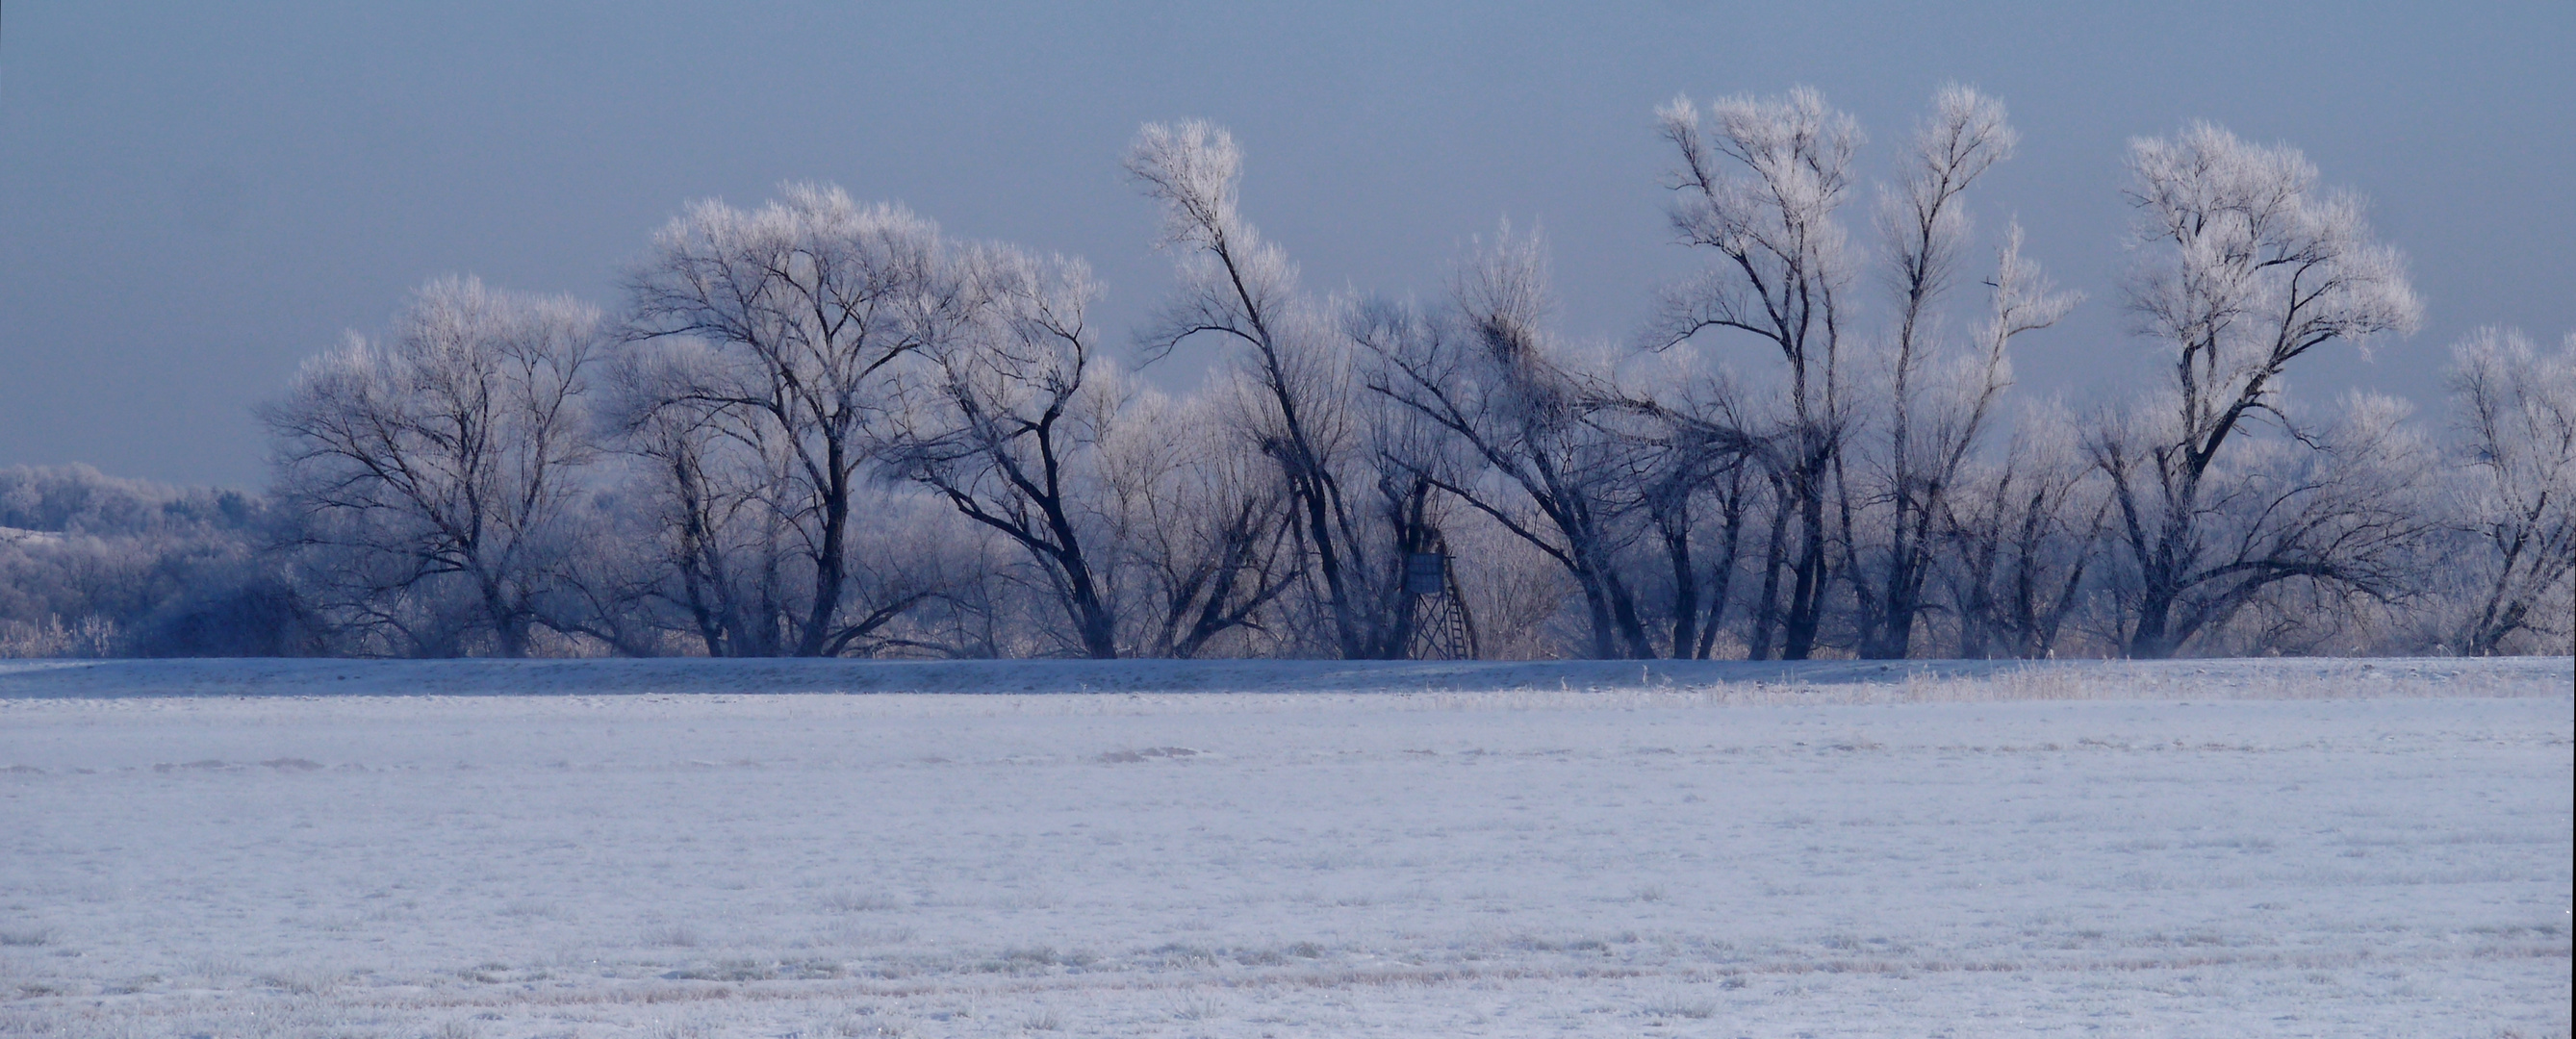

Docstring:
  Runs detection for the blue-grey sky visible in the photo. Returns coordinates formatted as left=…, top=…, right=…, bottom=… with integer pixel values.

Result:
left=4, top=1, right=2570, bottom=486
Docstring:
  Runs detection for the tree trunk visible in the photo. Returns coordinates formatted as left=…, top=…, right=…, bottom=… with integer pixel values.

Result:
left=1781, top=480, right=1827, bottom=659
left=795, top=443, right=852, bottom=657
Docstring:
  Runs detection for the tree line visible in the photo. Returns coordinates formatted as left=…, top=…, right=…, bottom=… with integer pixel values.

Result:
left=7, top=87, right=2570, bottom=661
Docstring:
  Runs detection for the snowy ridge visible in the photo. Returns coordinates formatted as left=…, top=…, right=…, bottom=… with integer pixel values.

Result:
left=0, top=524, right=64, bottom=547
left=0, top=653, right=2565, bottom=699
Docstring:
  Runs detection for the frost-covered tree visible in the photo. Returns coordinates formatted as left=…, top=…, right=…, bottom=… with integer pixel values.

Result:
left=1127, top=121, right=1413, bottom=658
left=1647, top=88, right=1860, bottom=660
left=622, top=186, right=976, bottom=656
left=1360, top=230, right=1651, bottom=658
left=2443, top=328, right=2576, bottom=655
left=1096, top=385, right=1306, bottom=658
left=599, top=330, right=1000, bottom=659
left=2093, top=124, right=2426, bottom=657
left=1634, top=382, right=1774, bottom=661
left=0, top=465, right=306, bottom=658
left=884, top=246, right=1125, bottom=658
left=598, top=338, right=807, bottom=656
left=262, top=276, right=599, bottom=657
left=2091, top=383, right=2438, bottom=658
left=1939, top=405, right=2104, bottom=659
left=198, top=109, right=2576, bottom=661
left=1848, top=87, right=2077, bottom=658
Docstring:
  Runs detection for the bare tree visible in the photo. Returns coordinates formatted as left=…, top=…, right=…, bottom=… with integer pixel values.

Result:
left=1095, top=385, right=1303, bottom=658
left=2444, top=328, right=2576, bottom=655
left=1849, top=88, right=2078, bottom=658
left=1357, top=232, right=1641, bottom=657
left=622, top=185, right=973, bottom=656
left=2093, top=388, right=2436, bottom=656
left=1625, top=383, right=1763, bottom=661
left=884, top=246, right=1123, bottom=658
left=262, top=276, right=599, bottom=657
left=1578, top=341, right=1791, bottom=662
left=599, top=340, right=803, bottom=656
left=1941, top=406, right=2104, bottom=658
left=2093, top=123, right=2425, bottom=657
left=1127, top=121, right=1408, bottom=658
left=600, top=336, right=993, bottom=659
left=1648, top=88, right=1860, bottom=659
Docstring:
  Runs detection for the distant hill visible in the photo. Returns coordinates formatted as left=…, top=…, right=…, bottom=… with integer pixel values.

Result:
left=0, top=464, right=266, bottom=537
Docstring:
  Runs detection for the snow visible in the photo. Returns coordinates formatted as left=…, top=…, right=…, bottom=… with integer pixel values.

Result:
left=0, top=658, right=2567, bottom=1037
left=2, top=654, right=2565, bottom=699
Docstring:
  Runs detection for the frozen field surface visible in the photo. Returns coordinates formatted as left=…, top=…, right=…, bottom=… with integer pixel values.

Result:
left=0, top=659, right=2568, bottom=1038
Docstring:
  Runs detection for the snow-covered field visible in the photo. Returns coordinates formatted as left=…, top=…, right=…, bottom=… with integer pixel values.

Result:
left=1, top=658, right=2568, bottom=1038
